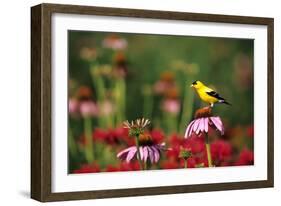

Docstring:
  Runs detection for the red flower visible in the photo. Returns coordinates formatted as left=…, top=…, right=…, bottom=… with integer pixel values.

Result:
left=104, top=128, right=120, bottom=144
left=92, top=127, right=130, bottom=145
left=166, top=146, right=180, bottom=160
left=210, top=140, right=232, bottom=165
left=105, top=165, right=120, bottom=172
left=169, top=134, right=184, bottom=147
left=247, top=125, right=254, bottom=138
left=184, top=135, right=205, bottom=154
left=165, top=134, right=183, bottom=160
left=73, top=163, right=100, bottom=174
left=93, top=128, right=108, bottom=141
left=235, top=148, right=254, bottom=166
left=119, top=162, right=140, bottom=171
left=166, top=134, right=207, bottom=168
left=113, top=127, right=132, bottom=145
left=161, top=160, right=179, bottom=169
left=150, top=129, right=165, bottom=144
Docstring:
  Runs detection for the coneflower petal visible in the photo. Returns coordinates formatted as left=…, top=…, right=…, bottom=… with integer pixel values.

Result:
left=151, top=146, right=160, bottom=163
left=188, top=120, right=196, bottom=137
left=185, top=120, right=195, bottom=138
left=204, top=118, right=209, bottom=133
left=126, top=147, right=137, bottom=162
left=147, top=147, right=155, bottom=163
left=196, top=119, right=202, bottom=134
left=210, top=117, right=224, bottom=135
left=143, top=146, right=148, bottom=162
left=193, top=118, right=201, bottom=134
left=155, top=142, right=166, bottom=150
left=117, top=146, right=134, bottom=158
left=197, top=118, right=203, bottom=133
left=139, top=146, right=144, bottom=161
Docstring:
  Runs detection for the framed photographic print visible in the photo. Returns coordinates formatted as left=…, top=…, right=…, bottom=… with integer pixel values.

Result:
left=31, top=3, right=274, bottom=202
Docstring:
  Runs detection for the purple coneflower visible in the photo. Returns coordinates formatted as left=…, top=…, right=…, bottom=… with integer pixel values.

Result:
left=102, top=35, right=127, bottom=50
left=69, top=98, right=79, bottom=115
left=80, top=100, right=99, bottom=117
left=99, top=100, right=114, bottom=116
left=162, top=99, right=181, bottom=115
left=117, top=138, right=165, bottom=164
left=119, top=118, right=157, bottom=169
left=184, top=106, right=225, bottom=167
left=184, top=116, right=224, bottom=138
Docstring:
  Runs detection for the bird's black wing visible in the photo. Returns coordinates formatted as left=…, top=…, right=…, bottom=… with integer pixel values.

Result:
left=206, top=91, right=225, bottom=101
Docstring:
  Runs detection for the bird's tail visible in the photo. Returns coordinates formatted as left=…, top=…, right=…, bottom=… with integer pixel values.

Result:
left=223, top=101, right=231, bottom=106
left=219, top=99, right=232, bottom=106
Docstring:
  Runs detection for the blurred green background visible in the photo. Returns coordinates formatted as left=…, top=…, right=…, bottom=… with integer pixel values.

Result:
left=68, top=31, right=254, bottom=173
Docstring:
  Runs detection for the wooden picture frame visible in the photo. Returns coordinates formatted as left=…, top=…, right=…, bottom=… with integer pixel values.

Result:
left=31, top=3, right=274, bottom=202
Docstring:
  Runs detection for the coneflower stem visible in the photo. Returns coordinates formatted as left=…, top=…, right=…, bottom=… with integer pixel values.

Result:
left=144, top=162, right=147, bottom=170
left=143, top=85, right=153, bottom=120
left=204, top=133, right=213, bottom=167
left=180, top=88, right=194, bottom=134
left=184, top=159, right=188, bottom=168
left=84, top=117, right=94, bottom=163
left=114, top=78, right=126, bottom=126
left=68, top=127, right=78, bottom=158
left=135, top=134, right=144, bottom=170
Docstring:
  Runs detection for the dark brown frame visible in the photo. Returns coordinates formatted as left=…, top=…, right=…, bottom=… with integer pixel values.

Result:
left=31, top=3, right=274, bottom=202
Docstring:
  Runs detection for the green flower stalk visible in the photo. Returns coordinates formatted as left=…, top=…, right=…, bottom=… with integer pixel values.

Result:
left=205, top=133, right=213, bottom=167
left=161, top=99, right=180, bottom=134
left=80, top=100, right=98, bottom=163
left=142, top=85, right=153, bottom=119
left=90, top=65, right=109, bottom=128
left=68, top=127, right=78, bottom=158
left=179, top=86, right=194, bottom=134
left=113, top=78, right=126, bottom=126
left=83, top=116, right=94, bottom=163
left=179, top=146, right=192, bottom=168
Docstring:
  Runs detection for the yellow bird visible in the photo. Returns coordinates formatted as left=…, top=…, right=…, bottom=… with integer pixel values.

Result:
left=190, top=80, right=231, bottom=107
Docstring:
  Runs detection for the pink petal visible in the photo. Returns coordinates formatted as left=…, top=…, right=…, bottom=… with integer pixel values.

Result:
left=192, top=119, right=200, bottom=134
left=160, top=142, right=166, bottom=147
left=214, top=117, right=223, bottom=131
left=143, top=146, right=148, bottom=162
left=139, top=146, right=144, bottom=161
left=156, top=142, right=165, bottom=150
left=189, top=122, right=196, bottom=136
left=198, top=118, right=205, bottom=134
left=204, top=118, right=209, bottom=133
left=126, top=147, right=137, bottom=162
left=188, top=119, right=199, bottom=136
left=117, top=146, right=135, bottom=159
left=196, top=118, right=205, bottom=134
left=185, top=120, right=195, bottom=138
left=147, top=147, right=155, bottom=163
left=210, top=117, right=224, bottom=135
left=151, top=146, right=160, bottom=163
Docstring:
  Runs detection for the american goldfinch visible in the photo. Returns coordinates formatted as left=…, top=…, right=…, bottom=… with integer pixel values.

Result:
left=190, top=80, right=231, bottom=107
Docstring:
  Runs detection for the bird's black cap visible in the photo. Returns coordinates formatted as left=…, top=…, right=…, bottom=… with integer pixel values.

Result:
left=192, top=80, right=198, bottom=85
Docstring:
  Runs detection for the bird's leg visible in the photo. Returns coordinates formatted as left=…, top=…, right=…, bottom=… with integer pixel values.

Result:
left=210, top=103, right=214, bottom=108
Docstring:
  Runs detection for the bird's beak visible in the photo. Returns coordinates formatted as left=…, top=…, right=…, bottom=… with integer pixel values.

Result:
left=190, top=84, right=194, bottom=88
